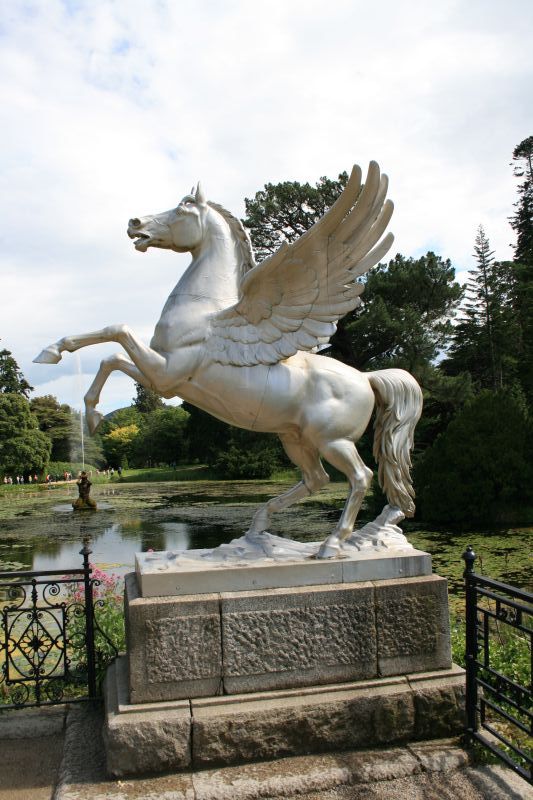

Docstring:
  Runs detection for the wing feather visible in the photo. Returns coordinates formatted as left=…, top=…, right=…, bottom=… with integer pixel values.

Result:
left=207, top=161, right=394, bottom=366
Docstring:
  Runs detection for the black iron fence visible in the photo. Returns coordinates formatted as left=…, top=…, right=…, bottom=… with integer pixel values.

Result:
left=0, top=542, right=119, bottom=709
left=463, top=546, right=532, bottom=784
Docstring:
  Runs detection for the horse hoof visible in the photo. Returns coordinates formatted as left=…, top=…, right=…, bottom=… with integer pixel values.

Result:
left=86, top=409, right=104, bottom=434
left=315, top=540, right=341, bottom=559
left=33, top=345, right=62, bottom=364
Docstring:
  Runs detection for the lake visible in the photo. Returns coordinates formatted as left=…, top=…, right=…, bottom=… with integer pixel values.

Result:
left=0, top=480, right=531, bottom=601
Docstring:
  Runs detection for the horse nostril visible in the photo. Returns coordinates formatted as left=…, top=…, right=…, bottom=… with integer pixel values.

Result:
left=130, top=218, right=141, bottom=228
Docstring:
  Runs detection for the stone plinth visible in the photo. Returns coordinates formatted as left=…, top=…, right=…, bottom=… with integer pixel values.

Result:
left=135, top=546, right=431, bottom=597
left=104, top=656, right=465, bottom=776
left=125, top=571, right=452, bottom=703
left=105, top=549, right=462, bottom=778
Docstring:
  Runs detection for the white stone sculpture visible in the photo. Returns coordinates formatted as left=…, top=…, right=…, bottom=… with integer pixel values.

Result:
left=35, top=162, right=423, bottom=559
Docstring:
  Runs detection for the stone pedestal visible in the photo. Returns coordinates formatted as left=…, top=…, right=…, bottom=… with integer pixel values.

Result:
left=104, top=549, right=464, bottom=777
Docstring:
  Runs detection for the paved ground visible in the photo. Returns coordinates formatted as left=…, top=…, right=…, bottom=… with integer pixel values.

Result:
left=0, top=703, right=531, bottom=800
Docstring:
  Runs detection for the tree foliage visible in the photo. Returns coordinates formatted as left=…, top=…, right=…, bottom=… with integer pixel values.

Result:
left=103, top=423, right=140, bottom=468
left=511, top=135, right=533, bottom=266
left=415, top=391, right=532, bottom=525
left=509, top=136, right=533, bottom=400
left=133, top=382, right=164, bottom=414
left=0, top=393, right=51, bottom=474
left=329, top=252, right=462, bottom=374
left=0, top=344, right=33, bottom=397
left=30, top=394, right=72, bottom=461
left=243, top=172, right=349, bottom=262
left=183, top=402, right=285, bottom=478
left=68, top=409, right=105, bottom=467
left=443, top=228, right=520, bottom=390
left=131, top=406, right=189, bottom=466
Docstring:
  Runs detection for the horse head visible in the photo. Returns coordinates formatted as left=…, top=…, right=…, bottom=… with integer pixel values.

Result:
left=128, top=183, right=209, bottom=253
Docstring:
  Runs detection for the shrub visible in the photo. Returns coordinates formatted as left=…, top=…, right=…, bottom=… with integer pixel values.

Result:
left=415, top=391, right=533, bottom=525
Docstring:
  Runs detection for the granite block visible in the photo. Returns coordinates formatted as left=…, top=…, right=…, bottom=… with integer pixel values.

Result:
left=102, top=660, right=465, bottom=776
left=374, top=575, right=452, bottom=676
left=103, top=658, right=191, bottom=777
left=220, top=583, right=377, bottom=693
left=125, top=572, right=222, bottom=702
left=191, top=678, right=415, bottom=767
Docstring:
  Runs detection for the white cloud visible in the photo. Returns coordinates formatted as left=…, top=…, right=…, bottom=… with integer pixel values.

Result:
left=1, top=0, right=531, bottom=411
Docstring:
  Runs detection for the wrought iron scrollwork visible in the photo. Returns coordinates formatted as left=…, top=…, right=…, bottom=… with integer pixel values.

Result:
left=0, top=544, right=120, bottom=710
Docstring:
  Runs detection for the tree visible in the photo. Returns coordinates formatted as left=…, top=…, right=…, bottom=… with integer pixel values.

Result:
left=0, top=344, right=33, bottom=397
left=30, top=395, right=72, bottom=461
left=509, top=136, right=533, bottom=401
left=103, top=423, right=140, bottom=468
left=244, top=175, right=461, bottom=375
left=329, top=252, right=462, bottom=374
left=100, top=406, right=142, bottom=435
left=131, top=406, right=189, bottom=466
left=183, top=402, right=285, bottom=478
left=443, top=228, right=520, bottom=390
left=133, top=383, right=164, bottom=414
left=0, top=393, right=51, bottom=475
left=243, top=172, right=349, bottom=262
left=415, top=391, right=532, bottom=526
left=511, top=135, right=533, bottom=266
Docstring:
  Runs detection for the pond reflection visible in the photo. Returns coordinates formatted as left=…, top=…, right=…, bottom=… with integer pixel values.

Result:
left=0, top=482, right=530, bottom=595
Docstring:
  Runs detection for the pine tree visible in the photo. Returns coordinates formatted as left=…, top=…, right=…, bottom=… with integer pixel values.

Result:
left=509, top=136, right=533, bottom=400
left=133, top=382, right=164, bottom=414
left=243, top=172, right=349, bottom=262
left=444, top=227, right=519, bottom=390
left=511, top=136, right=533, bottom=266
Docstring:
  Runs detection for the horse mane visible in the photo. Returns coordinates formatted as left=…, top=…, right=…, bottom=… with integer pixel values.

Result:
left=208, top=201, right=256, bottom=282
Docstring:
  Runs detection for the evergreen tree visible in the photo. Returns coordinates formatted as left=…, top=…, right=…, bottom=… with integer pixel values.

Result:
left=509, top=136, right=533, bottom=400
left=329, top=252, right=462, bottom=374
left=243, top=172, right=349, bottom=262
left=0, top=344, right=33, bottom=397
left=444, top=227, right=520, bottom=390
left=511, top=135, right=533, bottom=266
left=133, top=382, right=164, bottom=414
left=415, top=390, right=532, bottom=526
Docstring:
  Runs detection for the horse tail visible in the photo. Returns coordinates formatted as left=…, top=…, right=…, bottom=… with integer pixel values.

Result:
left=367, top=369, right=423, bottom=517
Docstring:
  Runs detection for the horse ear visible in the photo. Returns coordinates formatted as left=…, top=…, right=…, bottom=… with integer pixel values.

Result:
left=190, top=185, right=195, bottom=195
left=195, top=182, right=207, bottom=206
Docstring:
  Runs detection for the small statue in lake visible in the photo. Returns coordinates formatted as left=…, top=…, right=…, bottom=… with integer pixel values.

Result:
left=72, top=471, right=97, bottom=510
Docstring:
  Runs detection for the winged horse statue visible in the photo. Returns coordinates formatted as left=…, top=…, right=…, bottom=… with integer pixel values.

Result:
left=35, top=162, right=422, bottom=559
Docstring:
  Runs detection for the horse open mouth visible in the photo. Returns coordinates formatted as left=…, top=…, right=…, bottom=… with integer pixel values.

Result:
left=130, top=232, right=151, bottom=252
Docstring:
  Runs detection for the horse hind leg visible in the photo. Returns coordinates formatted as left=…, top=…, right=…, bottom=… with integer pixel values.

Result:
left=316, top=439, right=372, bottom=559
left=84, top=353, right=156, bottom=433
left=246, top=432, right=329, bottom=539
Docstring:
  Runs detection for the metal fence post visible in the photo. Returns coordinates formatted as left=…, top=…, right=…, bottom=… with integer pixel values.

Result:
left=80, top=540, right=97, bottom=698
left=463, top=545, right=478, bottom=736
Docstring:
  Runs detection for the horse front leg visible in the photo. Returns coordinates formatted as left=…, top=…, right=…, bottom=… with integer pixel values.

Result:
left=84, top=353, right=157, bottom=433
left=34, top=324, right=168, bottom=388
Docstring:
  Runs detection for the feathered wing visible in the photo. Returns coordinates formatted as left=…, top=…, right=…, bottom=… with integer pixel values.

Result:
left=208, top=161, right=394, bottom=367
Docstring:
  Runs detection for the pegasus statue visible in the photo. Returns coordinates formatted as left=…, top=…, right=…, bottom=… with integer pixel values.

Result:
left=35, top=162, right=423, bottom=558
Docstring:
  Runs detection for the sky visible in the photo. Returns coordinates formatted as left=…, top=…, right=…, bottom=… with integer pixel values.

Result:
left=1, top=0, right=531, bottom=414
